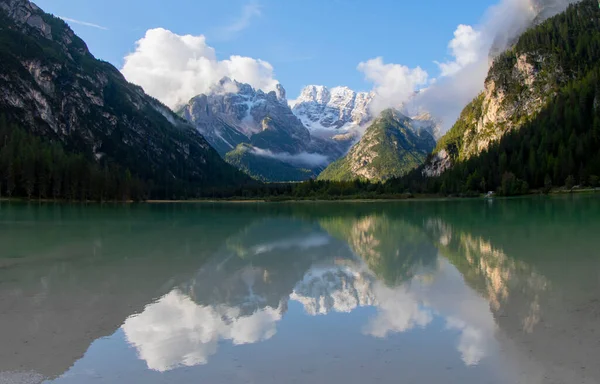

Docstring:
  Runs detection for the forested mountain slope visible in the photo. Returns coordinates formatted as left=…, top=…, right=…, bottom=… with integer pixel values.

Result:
left=0, top=0, right=248, bottom=200
left=318, top=110, right=436, bottom=182
left=407, top=0, right=600, bottom=195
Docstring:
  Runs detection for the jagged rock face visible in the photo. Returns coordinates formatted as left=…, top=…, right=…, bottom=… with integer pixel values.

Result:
left=180, top=78, right=309, bottom=155
left=319, top=110, right=436, bottom=182
left=422, top=149, right=452, bottom=178
left=180, top=79, right=354, bottom=182
left=464, top=53, right=548, bottom=156
left=292, top=85, right=374, bottom=133
left=292, top=85, right=440, bottom=146
left=0, top=0, right=52, bottom=39
left=0, top=0, right=244, bottom=189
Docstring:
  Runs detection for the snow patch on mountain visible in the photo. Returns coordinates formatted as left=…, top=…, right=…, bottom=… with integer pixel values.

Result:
left=292, top=85, right=374, bottom=134
left=292, top=85, right=443, bottom=142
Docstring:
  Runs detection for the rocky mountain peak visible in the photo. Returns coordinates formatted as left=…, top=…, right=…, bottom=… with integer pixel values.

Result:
left=208, top=77, right=287, bottom=105
left=1, top=0, right=91, bottom=58
left=0, top=0, right=248, bottom=196
left=180, top=78, right=312, bottom=156
left=411, top=111, right=443, bottom=139
left=297, top=85, right=331, bottom=105
left=0, top=0, right=51, bottom=39
left=275, top=83, right=286, bottom=102
left=292, top=85, right=374, bottom=133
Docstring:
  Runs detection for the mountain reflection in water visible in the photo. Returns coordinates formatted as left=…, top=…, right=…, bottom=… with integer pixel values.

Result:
left=0, top=197, right=598, bottom=384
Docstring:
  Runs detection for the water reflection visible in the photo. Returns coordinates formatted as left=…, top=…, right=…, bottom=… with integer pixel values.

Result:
left=118, top=211, right=498, bottom=373
left=122, top=289, right=284, bottom=372
left=0, top=197, right=598, bottom=384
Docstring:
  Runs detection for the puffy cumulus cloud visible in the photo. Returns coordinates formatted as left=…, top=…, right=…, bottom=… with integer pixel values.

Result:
left=357, top=57, right=429, bottom=115
left=122, top=289, right=283, bottom=372
left=436, top=25, right=483, bottom=77
left=121, top=28, right=278, bottom=109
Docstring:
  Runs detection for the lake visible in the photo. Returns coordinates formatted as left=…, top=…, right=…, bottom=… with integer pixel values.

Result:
left=1, top=196, right=599, bottom=384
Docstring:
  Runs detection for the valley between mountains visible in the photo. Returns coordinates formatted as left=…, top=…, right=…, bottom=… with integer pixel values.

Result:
left=0, top=0, right=599, bottom=200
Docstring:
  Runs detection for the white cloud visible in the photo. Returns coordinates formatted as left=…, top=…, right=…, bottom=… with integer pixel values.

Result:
left=249, top=234, right=331, bottom=256
left=121, top=28, right=278, bottom=109
left=357, top=57, right=429, bottom=115
left=435, top=24, right=482, bottom=77
left=445, top=317, right=487, bottom=366
left=59, top=16, right=108, bottom=30
left=218, top=1, right=262, bottom=38
left=251, top=147, right=330, bottom=168
left=122, top=290, right=283, bottom=372
left=363, top=281, right=433, bottom=338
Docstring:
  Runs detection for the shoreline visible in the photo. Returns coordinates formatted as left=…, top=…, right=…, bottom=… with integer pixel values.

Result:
left=0, top=188, right=597, bottom=205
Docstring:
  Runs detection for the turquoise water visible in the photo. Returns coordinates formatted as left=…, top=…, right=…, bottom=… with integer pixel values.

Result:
left=1, top=196, right=599, bottom=384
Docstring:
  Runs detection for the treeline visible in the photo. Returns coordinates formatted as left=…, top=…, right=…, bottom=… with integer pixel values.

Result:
left=0, top=116, right=147, bottom=201
left=200, top=179, right=399, bottom=200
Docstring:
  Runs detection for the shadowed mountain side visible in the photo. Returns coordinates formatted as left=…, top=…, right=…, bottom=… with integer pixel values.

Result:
left=0, top=0, right=249, bottom=199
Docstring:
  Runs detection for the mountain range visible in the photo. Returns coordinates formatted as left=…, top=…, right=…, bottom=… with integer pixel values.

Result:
left=0, top=0, right=596, bottom=198
left=179, top=80, right=442, bottom=182
left=179, top=78, right=351, bottom=182
left=0, top=0, right=248, bottom=200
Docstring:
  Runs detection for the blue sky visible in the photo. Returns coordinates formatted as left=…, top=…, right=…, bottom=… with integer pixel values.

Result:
left=35, top=0, right=496, bottom=100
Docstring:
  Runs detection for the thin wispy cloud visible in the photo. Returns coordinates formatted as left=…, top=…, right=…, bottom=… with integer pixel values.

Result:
left=60, top=16, right=108, bottom=30
left=216, top=1, right=262, bottom=39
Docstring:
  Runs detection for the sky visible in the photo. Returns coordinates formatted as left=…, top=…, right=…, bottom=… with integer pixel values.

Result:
left=34, top=0, right=493, bottom=94
left=33, top=0, right=555, bottom=129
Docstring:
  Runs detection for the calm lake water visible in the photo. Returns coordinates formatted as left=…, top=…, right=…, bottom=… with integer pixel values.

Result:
left=1, top=196, right=599, bottom=384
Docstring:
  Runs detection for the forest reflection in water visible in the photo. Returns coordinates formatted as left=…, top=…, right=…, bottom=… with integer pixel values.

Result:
left=0, top=196, right=598, bottom=384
